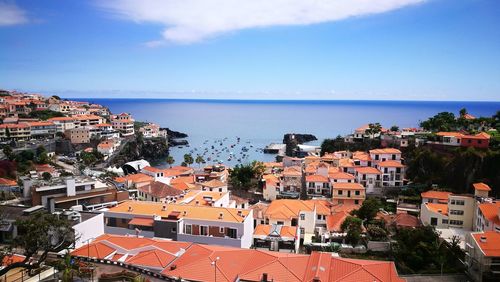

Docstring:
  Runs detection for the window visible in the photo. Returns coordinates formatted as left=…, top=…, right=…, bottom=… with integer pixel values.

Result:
left=200, top=226, right=208, bottom=236
left=172, top=227, right=177, bottom=233
left=430, top=217, right=438, bottom=226
left=354, top=200, right=359, bottom=205
left=442, top=219, right=448, bottom=224
left=338, top=190, right=343, bottom=195
left=219, top=227, right=224, bottom=233
left=227, top=228, right=237, bottom=239
left=449, top=220, right=463, bottom=226
left=300, top=227, right=305, bottom=235
left=450, top=209, right=464, bottom=215
left=450, top=200, right=465, bottom=205
left=317, top=215, right=322, bottom=220
left=355, top=190, right=360, bottom=195
left=184, top=224, right=192, bottom=235
left=277, top=221, right=284, bottom=225
left=298, top=214, right=305, bottom=220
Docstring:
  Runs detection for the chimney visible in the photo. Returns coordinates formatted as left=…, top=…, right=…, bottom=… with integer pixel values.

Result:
left=237, top=210, right=243, bottom=217
left=128, top=206, right=133, bottom=212
left=261, top=273, right=268, bottom=282
left=219, top=212, right=224, bottom=219
left=195, top=200, right=199, bottom=205
left=162, top=205, right=167, bottom=211
left=480, top=236, right=487, bottom=243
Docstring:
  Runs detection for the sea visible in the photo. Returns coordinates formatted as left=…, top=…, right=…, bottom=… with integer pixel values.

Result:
left=74, top=99, right=500, bottom=167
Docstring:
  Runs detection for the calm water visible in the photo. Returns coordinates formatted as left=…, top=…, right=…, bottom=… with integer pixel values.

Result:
left=75, top=99, right=500, bottom=167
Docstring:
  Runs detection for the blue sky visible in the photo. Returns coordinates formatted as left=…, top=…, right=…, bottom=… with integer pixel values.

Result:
left=1, top=0, right=500, bottom=101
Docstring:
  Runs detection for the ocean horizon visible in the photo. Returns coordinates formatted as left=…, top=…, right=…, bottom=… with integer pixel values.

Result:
left=72, top=98, right=500, bottom=167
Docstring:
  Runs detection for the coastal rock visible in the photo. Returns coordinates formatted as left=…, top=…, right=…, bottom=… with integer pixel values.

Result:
left=162, top=128, right=188, bottom=139
left=283, top=133, right=317, bottom=157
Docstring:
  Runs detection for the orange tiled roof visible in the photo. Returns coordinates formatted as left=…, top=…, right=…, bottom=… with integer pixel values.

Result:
left=138, top=181, right=183, bottom=199
left=265, top=199, right=332, bottom=219
left=377, top=160, right=405, bottom=168
left=107, top=200, right=250, bottom=223
left=355, top=167, right=382, bottom=174
left=201, top=179, right=226, bottom=188
left=283, top=166, right=302, bottom=177
left=114, top=173, right=154, bottom=184
left=332, top=182, right=364, bottom=190
left=142, top=166, right=164, bottom=173
left=306, top=174, right=329, bottom=183
left=352, top=151, right=372, bottom=161
left=473, top=182, right=491, bottom=191
left=425, top=203, right=448, bottom=215
left=27, top=121, right=54, bottom=127
left=478, top=202, right=500, bottom=226
left=421, top=190, right=451, bottom=200
left=254, top=224, right=297, bottom=239
left=369, top=148, right=402, bottom=154
left=48, top=117, right=75, bottom=121
left=1, top=254, right=25, bottom=266
left=472, top=231, right=500, bottom=257
left=0, top=177, right=18, bottom=186
left=436, top=132, right=464, bottom=138
left=326, top=212, right=349, bottom=232
left=73, top=114, right=101, bottom=120
left=339, top=158, right=355, bottom=167
left=329, top=171, right=356, bottom=180
left=170, top=176, right=195, bottom=185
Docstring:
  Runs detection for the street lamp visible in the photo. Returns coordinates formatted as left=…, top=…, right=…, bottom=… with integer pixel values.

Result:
left=211, top=256, right=220, bottom=282
left=83, top=237, right=97, bottom=282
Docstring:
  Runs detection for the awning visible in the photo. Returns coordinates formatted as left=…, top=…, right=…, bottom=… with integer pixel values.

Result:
left=128, top=217, right=154, bottom=227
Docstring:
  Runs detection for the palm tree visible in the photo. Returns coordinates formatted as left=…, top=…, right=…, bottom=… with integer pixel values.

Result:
left=365, top=123, right=382, bottom=138
left=195, top=155, right=204, bottom=168
left=166, top=156, right=175, bottom=168
left=183, top=154, right=194, bottom=167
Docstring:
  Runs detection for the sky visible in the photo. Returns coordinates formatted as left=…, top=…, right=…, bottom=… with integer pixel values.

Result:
left=1, top=0, right=500, bottom=101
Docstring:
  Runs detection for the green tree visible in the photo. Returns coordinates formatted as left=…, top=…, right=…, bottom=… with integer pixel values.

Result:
left=459, top=108, right=467, bottom=117
left=166, top=156, right=175, bottom=168
left=365, top=122, right=382, bottom=138
left=0, top=212, right=76, bottom=276
left=195, top=155, right=205, bottom=168
left=2, top=145, right=14, bottom=160
left=36, top=145, right=49, bottom=164
left=341, top=216, right=363, bottom=246
left=183, top=154, right=194, bottom=167
left=420, top=112, right=457, bottom=132
left=390, top=125, right=400, bottom=132
left=353, top=197, right=382, bottom=222
left=230, top=163, right=255, bottom=189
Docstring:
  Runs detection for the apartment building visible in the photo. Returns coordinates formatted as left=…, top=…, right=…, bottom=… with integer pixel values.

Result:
left=0, top=123, right=31, bottom=141
left=305, top=174, right=331, bottom=197
left=73, top=114, right=104, bottom=127
left=465, top=231, right=500, bottom=282
left=66, top=127, right=91, bottom=144
left=111, top=113, right=135, bottom=137
left=22, top=175, right=128, bottom=212
left=103, top=200, right=253, bottom=248
left=354, top=166, right=382, bottom=194
left=369, top=148, right=402, bottom=164
left=473, top=183, right=500, bottom=232
left=48, top=117, right=77, bottom=132
left=27, top=121, right=56, bottom=139
left=420, top=191, right=475, bottom=230
left=139, top=123, right=167, bottom=138
left=376, top=160, right=405, bottom=187
left=331, top=182, right=365, bottom=205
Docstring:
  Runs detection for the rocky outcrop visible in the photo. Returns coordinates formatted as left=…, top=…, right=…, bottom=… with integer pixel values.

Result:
left=162, top=128, right=188, bottom=138
left=283, top=133, right=318, bottom=157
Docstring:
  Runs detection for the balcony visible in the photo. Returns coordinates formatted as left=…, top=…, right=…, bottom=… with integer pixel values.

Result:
left=178, top=233, right=243, bottom=248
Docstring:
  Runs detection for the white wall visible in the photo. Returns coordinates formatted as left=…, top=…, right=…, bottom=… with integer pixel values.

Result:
left=73, top=213, right=105, bottom=248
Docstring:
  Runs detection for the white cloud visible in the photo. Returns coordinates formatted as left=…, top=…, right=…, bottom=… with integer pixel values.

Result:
left=98, top=0, right=426, bottom=44
left=0, top=1, right=28, bottom=26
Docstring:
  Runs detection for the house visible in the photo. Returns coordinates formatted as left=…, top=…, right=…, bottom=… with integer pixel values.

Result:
left=103, top=200, right=254, bottom=248
left=97, top=140, right=118, bottom=158
left=73, top=114, right=104, bottom=127
left=199, top=179, right=228, bottom=192
left=66, top=127, right=91, bottom=144
left=369, top=148, right=402, bottom=165
left=253, top=224, right=299, bottom=253
left=420, top=191, right=475, bottom=230
left=433, top=132, right=490, bottom=149
left=354, top=166, right=382, bottom=194
left=137, top=181, right=184, bottom=203
left=263, top=199, right=331, bottom=244
left=306, top=174, right=331, bottom=197
left=262, top=174, right=281, bottom=201
left=21, top=175, right=128, bottom=212
left=331, top=182, right=365, bottom=205
left=111, top=113, right=135, bottom=137
left=376, top=160, right=405, bottom=187
left=70, top=234, right=405, bottom=282
left=465, top=231, right=500, bottom=282
left=48, top=117, right=77, bottom=132
left=139, top=123, right=167, bottom=139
